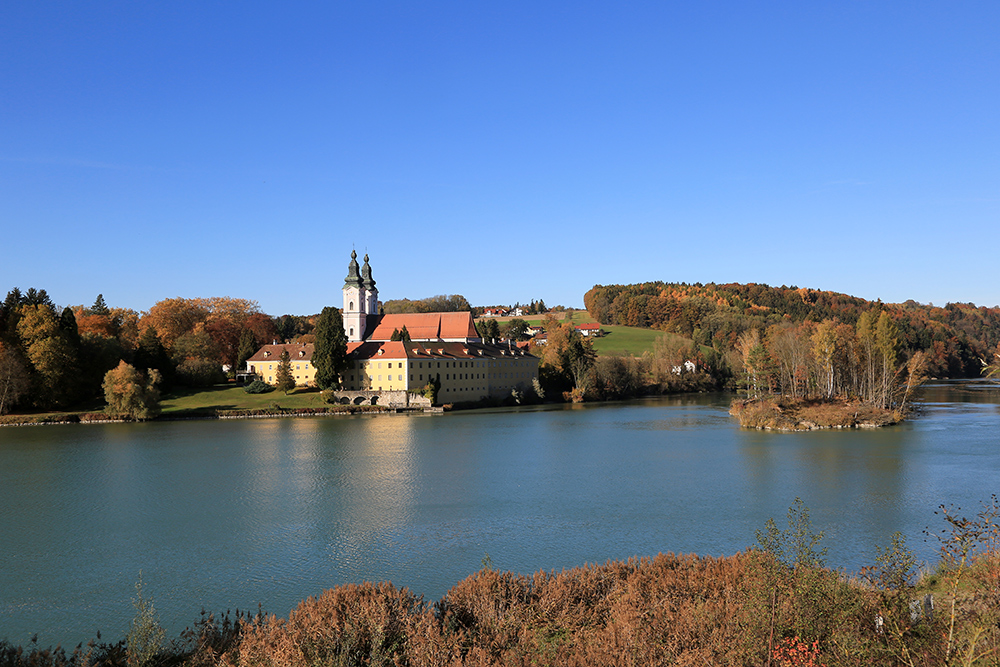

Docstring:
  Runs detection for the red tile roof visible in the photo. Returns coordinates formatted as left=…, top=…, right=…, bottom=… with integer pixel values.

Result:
left=365, top=312, right=478, bottom=341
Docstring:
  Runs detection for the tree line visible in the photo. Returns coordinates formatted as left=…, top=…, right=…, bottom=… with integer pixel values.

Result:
left=0, top=287, right=346, bottom=416
left=584, top=281, right=1000, bottom=380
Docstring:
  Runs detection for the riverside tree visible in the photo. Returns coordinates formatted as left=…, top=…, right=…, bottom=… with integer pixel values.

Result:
left=0, top=341, right=30, bottom=415
left=103, top=361, right=162, bottom=420
left=312, top=306, right=348, bottom=389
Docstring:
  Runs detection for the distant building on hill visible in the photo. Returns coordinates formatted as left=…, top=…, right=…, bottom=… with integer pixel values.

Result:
left=575, top=323, right=604, bottom=337
left=247, top=251, right=539, bottom=403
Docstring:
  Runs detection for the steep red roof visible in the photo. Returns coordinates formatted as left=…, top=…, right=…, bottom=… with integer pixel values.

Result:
left=365, top=312, right=478, bottom=341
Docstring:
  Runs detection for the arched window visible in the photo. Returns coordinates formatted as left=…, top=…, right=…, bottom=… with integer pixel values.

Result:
left=349, top=301, right=354, bottom=310
left=350, top=327, right=354, bottom=337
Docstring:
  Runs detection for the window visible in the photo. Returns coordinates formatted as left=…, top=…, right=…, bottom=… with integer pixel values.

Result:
left=398, top=375, right=402, bottom=381
left=388, top=363, right=392, bottom=368
left=378, top=375, right=382, bottom=381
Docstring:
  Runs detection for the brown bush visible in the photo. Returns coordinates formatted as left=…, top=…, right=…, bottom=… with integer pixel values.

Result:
left=228, top=582, right=421, bottom=667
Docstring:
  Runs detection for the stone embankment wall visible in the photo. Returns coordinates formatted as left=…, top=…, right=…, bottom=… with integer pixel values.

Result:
left=328, top=390, right=432, bottom=409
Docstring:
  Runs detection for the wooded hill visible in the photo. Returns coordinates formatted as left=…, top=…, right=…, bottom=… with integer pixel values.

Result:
left=584, top=282, right=1000, bottom=378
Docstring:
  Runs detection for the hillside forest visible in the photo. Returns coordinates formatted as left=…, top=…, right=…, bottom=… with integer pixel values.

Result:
left=584, top=281, right=1000, bottom=403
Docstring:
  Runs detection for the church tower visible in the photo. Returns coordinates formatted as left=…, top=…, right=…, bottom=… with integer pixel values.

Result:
left=360, top=253, right=378, bottom=316
left=343, top=250, right=365, bottom=342
left=343, top=251, right=379, bottom=342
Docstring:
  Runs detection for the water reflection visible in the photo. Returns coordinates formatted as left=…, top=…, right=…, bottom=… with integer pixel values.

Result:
left=1, top=384, right=998, bottom=648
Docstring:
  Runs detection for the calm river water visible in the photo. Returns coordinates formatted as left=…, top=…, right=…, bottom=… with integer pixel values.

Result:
left=1, top=382, right=998, bottom=647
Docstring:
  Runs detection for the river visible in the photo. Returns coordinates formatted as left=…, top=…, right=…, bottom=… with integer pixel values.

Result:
left=1, top=381, right=998, bottom=647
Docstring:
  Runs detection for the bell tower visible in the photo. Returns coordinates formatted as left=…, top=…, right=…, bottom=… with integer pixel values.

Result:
left=343, top=250, right=364, bottom=342
left=360, top=253, right=378, bottom=316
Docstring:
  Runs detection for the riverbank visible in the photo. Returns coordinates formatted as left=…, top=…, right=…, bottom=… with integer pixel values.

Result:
left=729, top=396, right=903, bottom=430
left=3, top=548, right=995, bottom=667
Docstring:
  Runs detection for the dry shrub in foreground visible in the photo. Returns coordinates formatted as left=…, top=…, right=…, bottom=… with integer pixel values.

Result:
left=228, top=582, right=421, bottom=667
left=224, top=553, right=906, bottom=667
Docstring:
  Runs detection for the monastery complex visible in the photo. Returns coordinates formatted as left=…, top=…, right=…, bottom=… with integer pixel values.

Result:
left=246, top=251, right=539, bottom=403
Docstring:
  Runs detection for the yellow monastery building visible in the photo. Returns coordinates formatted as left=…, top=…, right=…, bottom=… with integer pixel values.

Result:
left=247, top=251, right=539, bottom=403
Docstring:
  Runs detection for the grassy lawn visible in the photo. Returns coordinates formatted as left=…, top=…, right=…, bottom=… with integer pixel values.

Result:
left=589, top=325, right=664, bottom=357
left=159, top=384, right=328, bottom=416
left=516, top=311, right=665, bottom=357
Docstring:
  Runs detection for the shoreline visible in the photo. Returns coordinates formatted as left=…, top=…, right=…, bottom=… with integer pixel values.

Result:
left=729, top=396, right=905, bottom=431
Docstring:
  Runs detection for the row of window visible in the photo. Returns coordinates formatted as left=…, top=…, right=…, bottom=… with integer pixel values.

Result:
left=359, top=359, right=530, bottom=370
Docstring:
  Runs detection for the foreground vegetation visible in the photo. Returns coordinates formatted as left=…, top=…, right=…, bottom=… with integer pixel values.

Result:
left=4, top=499, right=998, bottom=667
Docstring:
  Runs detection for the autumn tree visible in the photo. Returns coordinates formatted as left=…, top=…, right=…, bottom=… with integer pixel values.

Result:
left=0, top=341, right=30, bottom=415
left=539, top=315, right=596, bottom=394
left=811, top=321, right=838, bottom=399
left=651, top=333, right=695, bottom=384
left=103, top=361, right=161, bottom=420
left=17, top=304, right=81, bottom=407
left=312, top=307, right=348, bottom=390
left=140, top=298, right=210, bottom=352
left=766, top=322, right=812, bottom=398
left=737, top=329, right=772, bottom=399
left=275, top=349, right=296, bottom=394
left=875, top=312, right=900, bottom=409
left=984, top=343, right=1000, bottom=379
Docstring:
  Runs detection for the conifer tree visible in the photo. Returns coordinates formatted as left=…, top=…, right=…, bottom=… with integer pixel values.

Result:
left=276, top=349, right=295, bottom=394
left=91, top=294, right=110, bottom=317
left=236, top=328, right=257, bottom=374
left=313, top=307, right=348, bottom=389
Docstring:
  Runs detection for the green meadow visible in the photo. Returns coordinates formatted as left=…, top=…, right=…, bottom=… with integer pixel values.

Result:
left=518, top=312, right=664, bottom=357
left=159, top=385, right=328, bottom=416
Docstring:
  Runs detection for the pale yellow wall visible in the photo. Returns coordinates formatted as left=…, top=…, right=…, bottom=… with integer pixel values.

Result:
left=249, top=356, right=317, bottom=387
left=339, top=352, right=539, bottom=402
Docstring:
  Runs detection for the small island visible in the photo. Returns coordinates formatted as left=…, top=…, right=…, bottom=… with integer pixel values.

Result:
left=729, top=396, right=902, bottom=430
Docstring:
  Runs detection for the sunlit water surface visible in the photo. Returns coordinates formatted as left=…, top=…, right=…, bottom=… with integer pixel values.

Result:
left=1, top=382, right=998, bottom=646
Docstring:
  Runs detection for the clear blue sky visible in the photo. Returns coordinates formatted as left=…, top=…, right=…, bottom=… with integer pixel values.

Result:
left=2, top=2, right=998, bottom=316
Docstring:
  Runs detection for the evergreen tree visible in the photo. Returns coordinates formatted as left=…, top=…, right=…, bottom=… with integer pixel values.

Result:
left=134, top=326, right=173, bottom=386
left=91, top=294, right=110, bottom=317
left=275, top=349, right=296, bottom=394
left=236, top=328, right=257, bottom=374
left=399, top=324, right=411, bottom=342
left=313, top=307, right=348, bottom=389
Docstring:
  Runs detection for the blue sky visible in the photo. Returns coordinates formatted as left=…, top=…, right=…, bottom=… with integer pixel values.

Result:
left=2, top=2, right=998, bottom=316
